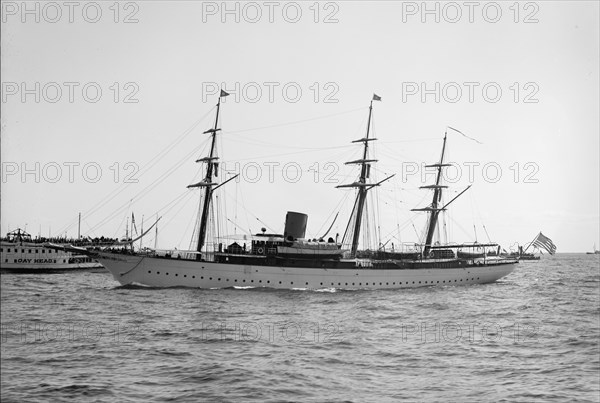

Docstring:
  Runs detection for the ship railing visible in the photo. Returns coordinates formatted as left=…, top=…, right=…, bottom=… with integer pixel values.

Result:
left=376, top=242, right=421, bottom=253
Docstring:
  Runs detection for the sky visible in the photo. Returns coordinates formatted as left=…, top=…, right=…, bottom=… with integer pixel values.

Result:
left=1, top=1, right=599, bottom=253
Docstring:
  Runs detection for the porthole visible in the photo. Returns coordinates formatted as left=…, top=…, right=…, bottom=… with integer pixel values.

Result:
left=157, top=271, right=160, bottom=275
left=218, top=278, right=221, bottom=281
left=175, top=274, right=178, bottom=277
left=267, top=280, right=270, bottom=284
left=386, top=282, right=389, bottom=285
left=209, top=277, right=212, bottom=280
left=251, top=280, right=254, bottom=283
left=279, top=281, right=282, bottom=284
left=305, top=282, right=308, bottom=285
left=184, top=275, right=187, bottom=278
left=201, top=276, right=204, bottom=279
left=192, top=276, right=195, bottom=279
left=148, top=270, right=151, bottom=274
left=166, top=273, right=169, bottom=275
left=259, top=280, right=262, bottom=283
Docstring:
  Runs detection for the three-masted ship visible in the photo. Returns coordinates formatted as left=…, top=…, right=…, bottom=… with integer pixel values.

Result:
left=96, top=92, right=517, bottom=289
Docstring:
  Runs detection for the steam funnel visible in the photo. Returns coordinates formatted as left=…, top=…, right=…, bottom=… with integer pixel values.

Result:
left=284, top=211, right=308, bottom=241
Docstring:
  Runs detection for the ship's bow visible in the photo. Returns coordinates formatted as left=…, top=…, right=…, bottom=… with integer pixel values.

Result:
left=95, top=252, right=145, bottom=285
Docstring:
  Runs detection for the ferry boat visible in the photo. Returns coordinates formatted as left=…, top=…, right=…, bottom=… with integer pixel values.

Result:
left=95, top=92, right=517, bottom=289
left=1, top=228, right=104, bottom=272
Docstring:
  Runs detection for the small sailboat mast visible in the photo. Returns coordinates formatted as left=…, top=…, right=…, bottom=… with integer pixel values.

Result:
left=154, top=214, right=158, bottom=250
left=125, top=215, right=129, bottom=241
left=139, top=215, right=144, bottom=250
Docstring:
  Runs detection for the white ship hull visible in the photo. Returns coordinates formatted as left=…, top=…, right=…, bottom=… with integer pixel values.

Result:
left=98, top=253, right=517, bottom=290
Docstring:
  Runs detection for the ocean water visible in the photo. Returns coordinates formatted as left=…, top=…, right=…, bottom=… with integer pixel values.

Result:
left=1, top=254, right=599, bottom=402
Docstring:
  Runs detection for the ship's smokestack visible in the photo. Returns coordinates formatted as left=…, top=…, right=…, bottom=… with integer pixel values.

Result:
left=284, top=211, right=308, bottom=241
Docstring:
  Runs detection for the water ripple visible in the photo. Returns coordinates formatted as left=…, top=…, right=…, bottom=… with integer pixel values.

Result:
left=1, top=254, right=599, bottom=402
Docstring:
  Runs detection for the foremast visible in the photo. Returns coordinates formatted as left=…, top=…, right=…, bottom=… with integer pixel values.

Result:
left=337, top=94, right=392, bottom=257
left=188, top=90, right=229, bottom=257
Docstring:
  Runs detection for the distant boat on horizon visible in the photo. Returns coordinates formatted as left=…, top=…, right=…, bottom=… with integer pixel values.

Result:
left=586, top=244, right=600, bottom=255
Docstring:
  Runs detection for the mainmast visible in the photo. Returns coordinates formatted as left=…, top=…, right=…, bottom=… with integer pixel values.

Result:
left=338, top=94, right=392, bottom=257
left=188, top=90, right=229, bottom=257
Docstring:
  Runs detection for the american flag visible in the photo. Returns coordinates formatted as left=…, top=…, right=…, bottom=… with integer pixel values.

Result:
left=532, top=232, right=557, bottom=255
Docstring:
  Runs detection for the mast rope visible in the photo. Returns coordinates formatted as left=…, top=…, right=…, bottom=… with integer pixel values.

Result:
left=225, top=107, right=365, bottom=137
left=86, top=141, right=208, bottom=234
left=57, top=110, right=215, bottom=236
